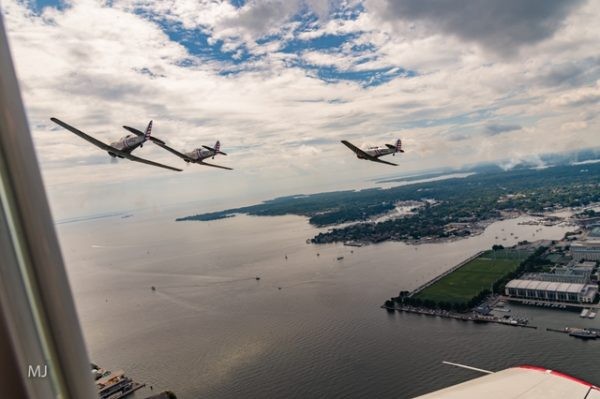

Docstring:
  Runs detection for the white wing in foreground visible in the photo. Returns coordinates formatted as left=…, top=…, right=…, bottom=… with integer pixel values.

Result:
left=414, top=365, right=599, bottom=399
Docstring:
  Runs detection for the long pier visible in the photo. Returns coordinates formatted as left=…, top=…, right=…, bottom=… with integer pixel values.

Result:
left=409, top=251, right=485, bottom=297
left=382, top=304, right=536, bottom=329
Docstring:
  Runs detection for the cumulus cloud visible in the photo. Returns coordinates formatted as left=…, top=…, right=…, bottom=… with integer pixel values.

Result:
left=364, top=0, right=585, bottom=57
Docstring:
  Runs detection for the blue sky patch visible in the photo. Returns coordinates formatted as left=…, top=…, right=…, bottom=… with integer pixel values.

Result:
left=31, top=0, right=66, bottom=14
left=280, top=33, right=360, bottom=53
left=129, top=3, right=411, bottom=87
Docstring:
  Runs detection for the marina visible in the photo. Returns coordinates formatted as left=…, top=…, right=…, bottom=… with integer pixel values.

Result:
left=92, top=364, right=145, bottom=399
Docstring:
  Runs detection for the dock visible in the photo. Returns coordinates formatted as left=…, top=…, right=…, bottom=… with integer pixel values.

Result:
left=382, top=304, right=536, bottom=329
left=93, top=364, right=146, bottom=399
left=546, top=327, right=599, bottom=340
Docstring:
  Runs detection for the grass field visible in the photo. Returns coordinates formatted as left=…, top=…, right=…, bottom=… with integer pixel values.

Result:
left=414, top=250, right=531, bottom=305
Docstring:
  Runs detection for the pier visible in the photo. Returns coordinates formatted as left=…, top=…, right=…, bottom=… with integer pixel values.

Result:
left=546, top=327, right=600, bottom=340
left=382, top=304, right=536, bottom=329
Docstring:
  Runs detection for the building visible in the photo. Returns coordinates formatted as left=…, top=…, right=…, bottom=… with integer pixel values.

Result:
left=589, top=227, right=600, bottom=238
left=505, top=280, right=597, bottom=303
left=570, top=240, right=600, bottom=261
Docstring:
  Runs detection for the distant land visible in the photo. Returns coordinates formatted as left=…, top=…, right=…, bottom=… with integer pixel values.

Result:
left=177, top=151, right=600, bottom=245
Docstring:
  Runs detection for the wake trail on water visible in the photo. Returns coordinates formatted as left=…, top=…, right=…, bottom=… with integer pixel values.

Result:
left=154, top=291, right=204, bottom=312
left=157, top=277, right=260, bottom=290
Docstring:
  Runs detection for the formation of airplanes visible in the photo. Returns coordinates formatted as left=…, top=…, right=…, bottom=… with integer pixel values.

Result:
left=50, top=118, right=233, bottom=171
left=50, top=117, right=404, bottom=171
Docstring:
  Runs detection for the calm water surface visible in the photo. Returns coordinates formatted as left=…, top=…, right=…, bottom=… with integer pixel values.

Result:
left=57, top=209, right=600, bottom=398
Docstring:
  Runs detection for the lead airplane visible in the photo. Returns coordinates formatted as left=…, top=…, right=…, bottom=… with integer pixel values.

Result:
left=123, top=125, right=233, bottom=170
left=414, top=361, right=600, bottom=398
left=50, top=118, right=182, bottom=172
left=341, top=138, right=404, bottom=166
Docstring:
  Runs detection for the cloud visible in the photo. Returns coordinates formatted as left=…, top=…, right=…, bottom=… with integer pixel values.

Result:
left=365, top=0, right=585, bottom=56
left=561, top=121, right=587, bottom=132
left=484, top=123, right=522, bottom=136
left=2, top=0, right=600, bottom=219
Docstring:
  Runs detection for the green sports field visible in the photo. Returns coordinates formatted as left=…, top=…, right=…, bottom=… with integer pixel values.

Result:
left=414, top=250, right=531, bottom=305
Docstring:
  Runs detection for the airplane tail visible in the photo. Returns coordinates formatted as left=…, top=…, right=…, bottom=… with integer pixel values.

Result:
left=395, top=139, right=404, bottom=153
left=386, top=139, right=404, bottom=153
left=144, top=120, right=153, bottom=140
left=214, top=140, right=227, bottom=156
left=202, top=140, right=227, bottom=155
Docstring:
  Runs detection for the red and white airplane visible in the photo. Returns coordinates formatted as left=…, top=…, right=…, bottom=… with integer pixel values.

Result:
left=415, top=362, right=599, bottom=398
left=341, top=138, right=404, bottom=166
left=123, top=125, right=232, bottom=170
left=51, top=118, right=182, bottom=172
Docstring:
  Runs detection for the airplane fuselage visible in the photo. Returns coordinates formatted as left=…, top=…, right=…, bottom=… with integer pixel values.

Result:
left=184, top=148, right=217, bottom=163
left=359, top=147, right=397, bottom=159
left=108, top=135, right=145, bottom=157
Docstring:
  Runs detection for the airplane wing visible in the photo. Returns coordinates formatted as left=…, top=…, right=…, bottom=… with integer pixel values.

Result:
left=198, top=161, right=233, bottom=170
left=341, top=140, right=398, bottom=166
left=51, top=117, right=116, bottom=153
left=121, top=152, right=182, bottom=172
left=414, top=365, right=600, bottom=399
left=341, top=140, right=369, bottom=157
left=51, top=118, right=181, bottom=172
left=148, top=140, right=195, bottom=163
left=369, top=158, right=398, bottom=166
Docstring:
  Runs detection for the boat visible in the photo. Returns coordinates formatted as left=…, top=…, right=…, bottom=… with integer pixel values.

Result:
left=343, top=241, right=363, bottom=247
left=580, top=308, right=589, bottom=318
left=588, top=311, right=597, bottom=319
left=92, top=364, right=145, bottom=399
left=569, top=328, right=597, bottom=339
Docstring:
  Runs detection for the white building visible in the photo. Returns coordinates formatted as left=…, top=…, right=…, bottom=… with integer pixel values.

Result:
left=505, top=279, right=598, bottom=303
left=570, top=240, right=600, bottom=261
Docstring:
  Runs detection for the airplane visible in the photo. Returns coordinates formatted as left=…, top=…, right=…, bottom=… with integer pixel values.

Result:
left=50, top=118, right=182, bottom=172
left=414, top=361, right=600, bottom=398
left=123, top=124, right=233, bottom=170
left=341, top=138, right=404, bottom=166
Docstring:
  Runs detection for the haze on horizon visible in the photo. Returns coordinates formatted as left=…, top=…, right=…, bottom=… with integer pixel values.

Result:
left=2, top=0, right=600, bottom=220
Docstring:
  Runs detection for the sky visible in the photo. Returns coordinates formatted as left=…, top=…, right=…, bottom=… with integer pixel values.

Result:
left=2, top=0, right=600, bottom=220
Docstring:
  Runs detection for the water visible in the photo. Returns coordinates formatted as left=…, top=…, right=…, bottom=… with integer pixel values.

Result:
left=57, top=210, right=600, bottom=398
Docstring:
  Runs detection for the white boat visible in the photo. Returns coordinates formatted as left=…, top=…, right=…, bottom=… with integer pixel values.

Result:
left=588, top=311, right=597, bottom=319
left=580, top=308, right=589, bottom=318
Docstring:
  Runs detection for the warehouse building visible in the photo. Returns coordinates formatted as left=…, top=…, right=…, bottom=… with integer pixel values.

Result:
left=570, top=240, right=600, bottom=261
left=505, top=279, right=598, bottom=303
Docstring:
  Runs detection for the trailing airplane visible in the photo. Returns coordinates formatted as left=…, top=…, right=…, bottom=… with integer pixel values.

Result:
left=50, top=118, right=182, bottom=172
left=414, top=362, right=600, bottom=398
left=341, top=138, right=404, bottom=166
left=123, top=125, right=233, bottom=171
